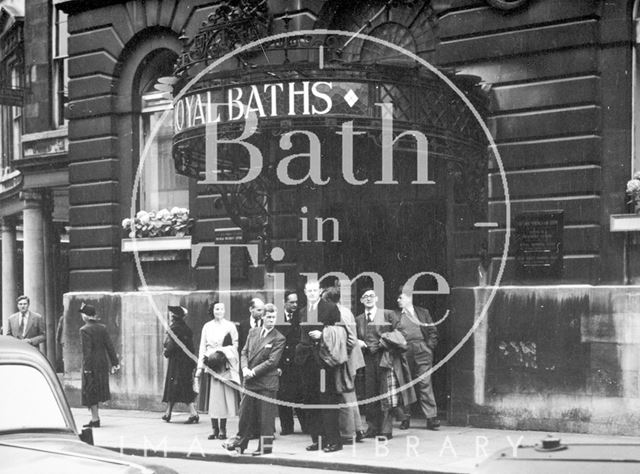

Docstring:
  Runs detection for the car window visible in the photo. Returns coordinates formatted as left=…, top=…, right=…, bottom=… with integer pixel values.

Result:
left=0, top=364, right=68, bottom=431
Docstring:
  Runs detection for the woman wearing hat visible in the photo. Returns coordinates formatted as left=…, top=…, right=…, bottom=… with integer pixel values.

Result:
left=79, top=303, right=119, bottom=427
left=162, top=305, right=199, bottom=423
left=197, top=301, right=240, bottom=440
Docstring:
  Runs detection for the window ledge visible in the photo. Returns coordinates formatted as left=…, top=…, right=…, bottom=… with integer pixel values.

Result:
left=610, top=214, right=640, bottom=232
left=121, top=236, right=191, bottom=252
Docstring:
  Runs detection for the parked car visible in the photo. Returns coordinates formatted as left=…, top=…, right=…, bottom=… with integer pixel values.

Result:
left=0, top=335, right=178, bottom=473
left=474, top=435, right=640, bottom=473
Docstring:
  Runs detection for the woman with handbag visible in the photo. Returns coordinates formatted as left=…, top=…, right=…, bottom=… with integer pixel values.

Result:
left=161, top=305, right=199, bottom=423
left=197, top=301, right=240, bottom=440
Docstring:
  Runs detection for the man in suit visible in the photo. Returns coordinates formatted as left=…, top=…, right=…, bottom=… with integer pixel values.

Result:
left=6, top=295, right=46, bottom=350
left=395, top=287, right=440, bottom=430
left=227, top=303, right=285, bottom=456
left=296, top=280, right=344, bottom=453
left=276, top=290, right=306, bottom=435
left=355, top=288, right=398, bottom=437
left=238, top=297, right=265, bottom=353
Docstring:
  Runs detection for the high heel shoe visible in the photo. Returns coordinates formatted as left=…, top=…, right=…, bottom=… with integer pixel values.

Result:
left=184, top=415, right=199, bottom=424
left=161, top=414, right=171, bottom=423
left=83, top=419, right=100, bottom=428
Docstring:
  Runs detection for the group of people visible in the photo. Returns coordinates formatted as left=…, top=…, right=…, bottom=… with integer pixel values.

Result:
left=160, top=281, right=440, bottom=456
left=4, top=283, right=440, bottom=456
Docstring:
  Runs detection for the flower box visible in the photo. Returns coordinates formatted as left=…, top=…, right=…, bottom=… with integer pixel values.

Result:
left=121, top=236, right=192, bottom=252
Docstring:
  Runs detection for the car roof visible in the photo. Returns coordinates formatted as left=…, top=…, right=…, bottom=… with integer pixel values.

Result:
left=475, top=443, right=640, bottom=474
left=0, top=335, right=77, bottom=433
left=0, top=335, right=48, bottom=361
left=495, top=443, right=640, bottom=461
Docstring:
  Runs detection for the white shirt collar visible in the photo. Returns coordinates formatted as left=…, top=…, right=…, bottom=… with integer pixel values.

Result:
left=365, top=307, right=377, bottom=320
left=250, top=317, right=262, bottom=329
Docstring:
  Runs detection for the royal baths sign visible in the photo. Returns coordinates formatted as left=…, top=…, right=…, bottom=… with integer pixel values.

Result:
left=174, top=80, right=433, bottom=186
left=175, top=81, right=338, bottom=131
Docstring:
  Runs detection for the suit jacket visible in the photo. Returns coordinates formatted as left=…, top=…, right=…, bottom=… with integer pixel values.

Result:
left=295, top=298, right=341, bottom=365
left=241, top=326, right=285, bottom=392
left=238, top=317, right=263, bottom=355
left=355, top=308, right=397, bottom=354
left=395, top=306, right=438, bottom=350
left=7, top=311, right=46, bottom=347
left=277, top=309, right=301, bottom=375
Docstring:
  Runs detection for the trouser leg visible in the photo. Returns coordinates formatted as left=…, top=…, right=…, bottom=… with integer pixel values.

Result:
left=278, top=405, right=294, bottom=432
left=407, top=343, right=437, bottom=419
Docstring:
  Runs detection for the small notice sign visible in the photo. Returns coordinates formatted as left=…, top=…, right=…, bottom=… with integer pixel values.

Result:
left=515, top=211, right=564, bottom=280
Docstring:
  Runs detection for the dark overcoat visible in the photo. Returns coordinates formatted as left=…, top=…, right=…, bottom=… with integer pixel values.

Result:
left=162, top=318, right=197, bottom=404
left=80, top=321, right=118, bottom=407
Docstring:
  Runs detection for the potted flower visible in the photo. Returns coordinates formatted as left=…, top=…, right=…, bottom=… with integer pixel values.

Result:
left=122, top=207, right=193, bottom=238
left=121, top=207, right=194, bottom=253
left=627, top=173, right=640, bottom=213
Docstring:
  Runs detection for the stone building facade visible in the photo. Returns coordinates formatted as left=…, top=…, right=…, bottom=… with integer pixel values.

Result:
left=0, top=0, right=636, bottom=433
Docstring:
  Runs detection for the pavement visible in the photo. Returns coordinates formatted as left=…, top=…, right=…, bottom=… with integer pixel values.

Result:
left=71, top=408, right=640, bottom=474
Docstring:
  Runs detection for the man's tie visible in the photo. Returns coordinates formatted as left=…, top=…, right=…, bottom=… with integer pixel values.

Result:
left=366, top=311, right=373, bottom=323
left=261, top=328, right=267, bottom=338
left=18, top=315, right=25, bottom=338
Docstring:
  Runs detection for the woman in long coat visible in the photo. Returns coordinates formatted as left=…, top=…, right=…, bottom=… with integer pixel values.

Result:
left=79, top=303, right=119, bottom=428
left=162, top=305, right=198, bottom=423
left=197, top=301, right=240, bottom=440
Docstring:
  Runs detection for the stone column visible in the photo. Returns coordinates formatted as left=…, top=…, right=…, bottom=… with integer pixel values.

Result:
left=21, top=190, right=46, bottom=354
left=42, top=191, right=56, bottom=363
left=1, top=216, right=17, bottom=334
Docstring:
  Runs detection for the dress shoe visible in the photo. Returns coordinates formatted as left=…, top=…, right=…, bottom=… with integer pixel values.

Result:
left=426, top=418, right=441, bottom=430
left=251, top=449, right=272, bottom=456
left=184, top=415, right=199, bottom=424
left=161, top=414, right=171, bottom=423
left=222, top=439, right=246, bottom=454
left=83, top=419, right=100, bottom=428
left=363, top=429, right=378, bottom=439
left=306, top=443, right=319, bottom=451
left=208, top=427, right=219, bottom=440
left=355, top=430, right=365, bottom=443
left=218, top=430, right=227, bottom=440
left=379, top=433, right=393, bottom=440
left=323, top=443, right=343, bottom=453
left=399, top=419, right=410, bottom=430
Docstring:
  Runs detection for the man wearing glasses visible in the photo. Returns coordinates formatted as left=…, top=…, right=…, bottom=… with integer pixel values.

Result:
left=355, top=289, right=398, bottom=438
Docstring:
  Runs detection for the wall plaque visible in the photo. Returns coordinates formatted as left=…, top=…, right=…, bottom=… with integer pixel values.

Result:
left=515, top=211, right=564, bottom=279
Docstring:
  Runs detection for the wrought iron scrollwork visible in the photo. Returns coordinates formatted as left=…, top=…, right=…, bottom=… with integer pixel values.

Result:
left=174, top=0, right=271, bottom=77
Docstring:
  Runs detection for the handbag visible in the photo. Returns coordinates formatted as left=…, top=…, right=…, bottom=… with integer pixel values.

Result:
left=203, top=332, right=233, bottom=373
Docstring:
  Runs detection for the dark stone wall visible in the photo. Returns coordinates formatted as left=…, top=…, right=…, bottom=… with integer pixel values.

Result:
left=23, top=0, right=52, bottom=133
left=436, top=1, right=632, bottom=285
left=64, top=0, right=634, bottom=291
left=65, top=1, right=219, bottom=291
left=450, top=286, right=640, bottom=435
